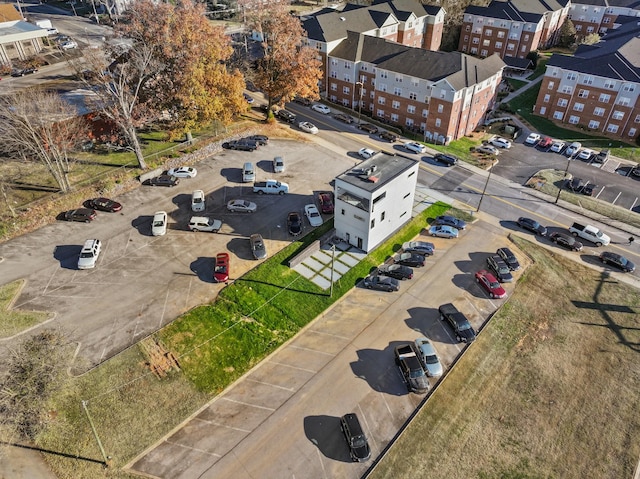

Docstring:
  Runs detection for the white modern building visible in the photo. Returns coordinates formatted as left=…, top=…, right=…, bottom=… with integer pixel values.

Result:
left=334, top=152, right=419, bottom=252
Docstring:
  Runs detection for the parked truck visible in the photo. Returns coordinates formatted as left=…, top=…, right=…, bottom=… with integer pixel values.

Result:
left=253, top=179, right=289, bottom=195
left=394, top=344, right=430, bottom=394
left=569, top=222, right=610, bottom=246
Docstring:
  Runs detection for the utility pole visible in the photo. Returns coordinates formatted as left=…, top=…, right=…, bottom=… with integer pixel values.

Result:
left=555, top=153, right=574, bottom=204
left=82, top=400, right=111, bottom=468
left=356, top=81, right=364, bottom=125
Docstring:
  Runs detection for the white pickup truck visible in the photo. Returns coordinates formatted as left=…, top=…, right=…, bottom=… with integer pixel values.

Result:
left=569, top=222, right=610, bottom=246
left=253, top=179, right=289, bottom=195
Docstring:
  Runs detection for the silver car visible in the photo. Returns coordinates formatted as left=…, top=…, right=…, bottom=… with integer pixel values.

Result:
left=414, top=337, right=443, bottom=377
left=227, top=199, right=257, bottom=213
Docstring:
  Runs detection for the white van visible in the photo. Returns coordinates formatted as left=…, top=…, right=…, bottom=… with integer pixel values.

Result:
left=188, top=216, right=222, bottom=232
left=242, top=162, right=255, bottom=183
left=78, top=239, right=101, bottom=269
left=191, top=190, right=205, bottom=212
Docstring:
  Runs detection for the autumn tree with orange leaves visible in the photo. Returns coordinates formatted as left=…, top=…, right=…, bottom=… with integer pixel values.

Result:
left=249, top=1, right=323, bottom=114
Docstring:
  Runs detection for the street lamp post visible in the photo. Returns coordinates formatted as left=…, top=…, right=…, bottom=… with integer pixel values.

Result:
left=356, top=81, right=364, bottom=125
left=477, top=158, right=494, bottom=212
left=555, top=153, right=575, bottom=204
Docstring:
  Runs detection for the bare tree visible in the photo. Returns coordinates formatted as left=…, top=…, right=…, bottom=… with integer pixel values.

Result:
left=0, top=90, right=88, bottom=194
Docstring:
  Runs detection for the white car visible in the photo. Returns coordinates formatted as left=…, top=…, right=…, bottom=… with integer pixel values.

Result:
left=188, top=216, right=222, bottom=232
left=577, top=148, right=594, bottom=160
left=358, top=148, right=377, bottom=159
left=167, top=166, right=197, bottom=178
left=489, top=137, right=512, bottom=148
left=403, top=141, right=426, bottom=154
left=299, top=121, right=318, bottom=134
left=77, top=239, right=101, bottom=270
left=305, top=204, right=323, bottom=227
left=60, top=41, right=78, bottom=50
left=151, top=211, right=168, bottom=236
left=414, top=337, right=443, bottom=377
left=476, top=144, right=499, bottom=155
left=550, top=141, right=565, bottom=153
left=311, top=104, right=331, bottom=115
left=227, top=199, right=257, bottom=213
left=565, top=141, right=582, bottom=156
left=191, top=190, right=205, bottom=212
left=525, top=132, right=541, bottom=145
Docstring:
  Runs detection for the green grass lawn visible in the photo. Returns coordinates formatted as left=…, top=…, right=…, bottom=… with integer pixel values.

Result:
left=430, top=137, right=488, bottom=167
left=0, top=280, right=53, bottom=338
left=505, top=78, right=528, bottom=91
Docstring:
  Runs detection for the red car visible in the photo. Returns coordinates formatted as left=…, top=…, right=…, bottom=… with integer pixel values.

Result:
left=213, top=253, right=230, bottom=283
left=318, top=192, right=334, bottom=214
left=475, top=269, right=506, bottom=299
left=537, top=137, right=553, bottom=149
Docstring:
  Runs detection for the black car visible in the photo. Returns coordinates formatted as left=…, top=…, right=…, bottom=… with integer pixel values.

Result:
left=594, top=149, right=609, bottom=164
left=362, top=275, right=399, bottom=292
left=599, top=252, right=635, bottom=272
left=439, top=303, right=476, bottom=343
left=394, top=252, right=425, bottom=267
left=89, top=197, right=122, bottom=212
left=377, top=264, right=413, bottom=280
left=486, top=255, right=514, bottom=283
left=433, top=153, right=458, bottom=166
left=549, top=232, right=583, bottom=251
left=582, top=183, right=596, bottom=196
left=433, top=215, right=466, bottom=230
left=496, top=247, right=520, bottom=271
left=276, top=109, right=296, bottom=123
left=293, top=96, right=312, bottom=106
left=244, top=135, right=268, bottom=145
left=517, top=217, right=547, bottom=236
left=379, top=131, right=398, bottom=142
left=358, top=123, right=378, bottom=134
left=222, top=140, right=256, bottom=151
left=333, top=113, right=353, bottom=124
left=567, top=177, right=584, bottom=191
left=64, top=208, right=96, bottom=222
left=287, top=211, right=302, bottom=236
left=631, top=166, right=640, bottom=177
left=148, top=175, right=180, bottom=187
left=340, top=413, right=371, bottom=462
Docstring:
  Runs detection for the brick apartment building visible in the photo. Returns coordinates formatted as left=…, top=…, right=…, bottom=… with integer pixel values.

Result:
left=533, top=19, right=640, bottom=141
left=458, top=0, right=570, bottom=63
left=568, top=0, right=640, bottom=36
left=302, top=0, right=445, bottom=91
left=327, top=32, right=505, bottom=143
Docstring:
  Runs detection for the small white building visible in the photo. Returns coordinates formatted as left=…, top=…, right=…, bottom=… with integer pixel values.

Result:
left=334, top=152, right=419, bottom=252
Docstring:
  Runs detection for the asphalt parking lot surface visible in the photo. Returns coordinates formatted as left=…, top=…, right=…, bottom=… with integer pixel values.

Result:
left=129, top=216, right=521, bottom=479
left=0, top=140, right=352, bottom=372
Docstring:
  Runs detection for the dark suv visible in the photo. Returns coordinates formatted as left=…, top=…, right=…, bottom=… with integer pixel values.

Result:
left=340, top=413, right=371, bottom=462
left=439, top=303, right=476, bottom=343
left=433, top=153, right=458, bottom=166
left=486, top=255, right=513, bottom=283
left=148, top=175, right=179, bottom=187
left=276, top=109, right=296, bottom=123
left=358, top=123, right=378, bottom=134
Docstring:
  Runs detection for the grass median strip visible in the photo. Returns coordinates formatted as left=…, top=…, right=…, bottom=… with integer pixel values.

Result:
left=0, top=279, right=53, bottom=338
left=370, top=235, right=640, bottom=479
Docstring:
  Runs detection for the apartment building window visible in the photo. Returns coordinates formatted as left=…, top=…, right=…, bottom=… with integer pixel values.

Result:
left=496, top=41, right=503, bottom=48
left=497, top=31, right=505, bottom=38
left=380, top=71, right=388, bottom=79
left=343, top=75, right=351, bottom=82
left=440, top=90, right=446, bottom=99
left=588, top=120, right=600, bottom=129
left=409, top=92, right=417, bottom=100
left=513, top=23, right=520, bottom=28
left=330, top=71, right=337, bottom=79
left=392, top=87, right=401, bottom=96
left=395, top=76, right=403, bottom=83
left=509, top=33, right=518, bottom=40
left=462, top=45, right=468, bottom=52
left=629, top=128, right=637, bottom=136
left=330, top=83, right=337, bottom=91
left=583, top=76, right=594, bottom=85
left=524, top=34, right=530, bottom=41
left=422, top=109, right=428, bottom=118
left=437, top=104, right=444, bottom=113
left=481, top=49, right=488, bottom=56
left=472, top=38, right=479, bottom=44
left=471, top=47, right=478, bottom=54
left=343, top=86, right=350, bottom=94
left=485, top=29, right=493, bottom=36
left=507, top=44, right=515, bottom=50
left=376, top=109, right=385, bottom=118
left=567, top=73, right=577, bottom=80
left=558, top=99, right=568, bottom=107
left=380, top=84, right=387, bottom=92
left=612, top=111, right=624, bottom=120
left=331, top=59, right=338, bottom=66
left=576, top=25, right=582, bottom=31
left=344, top=61, right=351, bottom=69
left=604, top=80, right=616, bottom=89
left=561, top=86, right=572, bottom=94
left=578, top=89, right=589, bottom=98
left=361, top=65, right=368, bottom=72
left=412, top=79, right=419, bottom=87
left=604, top=17, right=611, bottom=23
left=405, top=118, right=414, bottom=127
left=594, top=107, right=605, bottom=116
left=390, top=113, right=399, bottom=122
left=407, top=105, right=416, bottom=114
left=547, top=81, right=555, bottom=90
left=635, top=114, right=640, bottom=123
left=435, top=118, right=441, bottom=127
left=606, top=124, right=619, bottom=133
left=483, top=39, right=490, bottom=46
left=622, top=84, right=635, bottom=92
left=521, top=45, right=527, bottom=52
left=329, top=95, right=337, bottom=102
left=573, top=103, right=584, bottom=111
left=598, top=93, right=610, bottom=103
left=617, top=97, right=631, bottom=106
left=553, top=111, right=564, bottom=120
left=539, top=106, right=546, bottom=115
left=392, top=100, right=400, bottom=109
left=466, top=25, right=471, bottom=31
left=378, top=97, right=386, bottom=105
left=543, top=94, right=550, bottom=102
left=370, top=91, right=375, bottom=99
left=569, top=115, right=580, bottom=124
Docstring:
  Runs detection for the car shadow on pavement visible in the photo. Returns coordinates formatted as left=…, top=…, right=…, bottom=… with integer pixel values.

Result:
left=405, top=307, right=457, bottom=345
left=190, top=257, right=215, bottom=283
left=453, top=251, right=488, bottom=274
left=171, top=193, right=191, bottom=209
left=225, top=237, right=254, bottom=260
left=132, top=215, right=154, bottom=236
left=220, top=167, right=243, bottom=183
left=350, top=344, right=410, bottom=396
left=256, top=160, right=273, bottom=172
left=451, top=272, right=484, bottom=299
left=303, top=415, right=351, bottom=462
left=53, top=244, right=82, bottom=269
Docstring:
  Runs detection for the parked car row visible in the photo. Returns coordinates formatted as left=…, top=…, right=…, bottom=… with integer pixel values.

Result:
left=524, top=132, right=610, bottom=165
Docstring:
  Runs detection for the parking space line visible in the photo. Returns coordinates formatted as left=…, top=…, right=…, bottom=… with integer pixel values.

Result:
left=289, top=345, right=334, bottom=356
left=315, top=447, right=328, bottom=479
left=158, top=288, right=171, bottom=329
left=630, top=198, right=638, bottom=211
left=193, top=417, right=251, bottom=433
left=164, top=439, right=222, bottom=458
left=221, top=397, right=276, bottom=411
left=595, top=186, right=605, bottom=199
left=269, top=361, right=317, bottom=374
left=378, top=390, right=395, bottom=421
left=245, top=378, right=296, bottom=392
left=612, top=192, right=622, bottom=205
left=43, top=269, right=57, bottom=295
left=358, top=402, right=376, bottom=454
